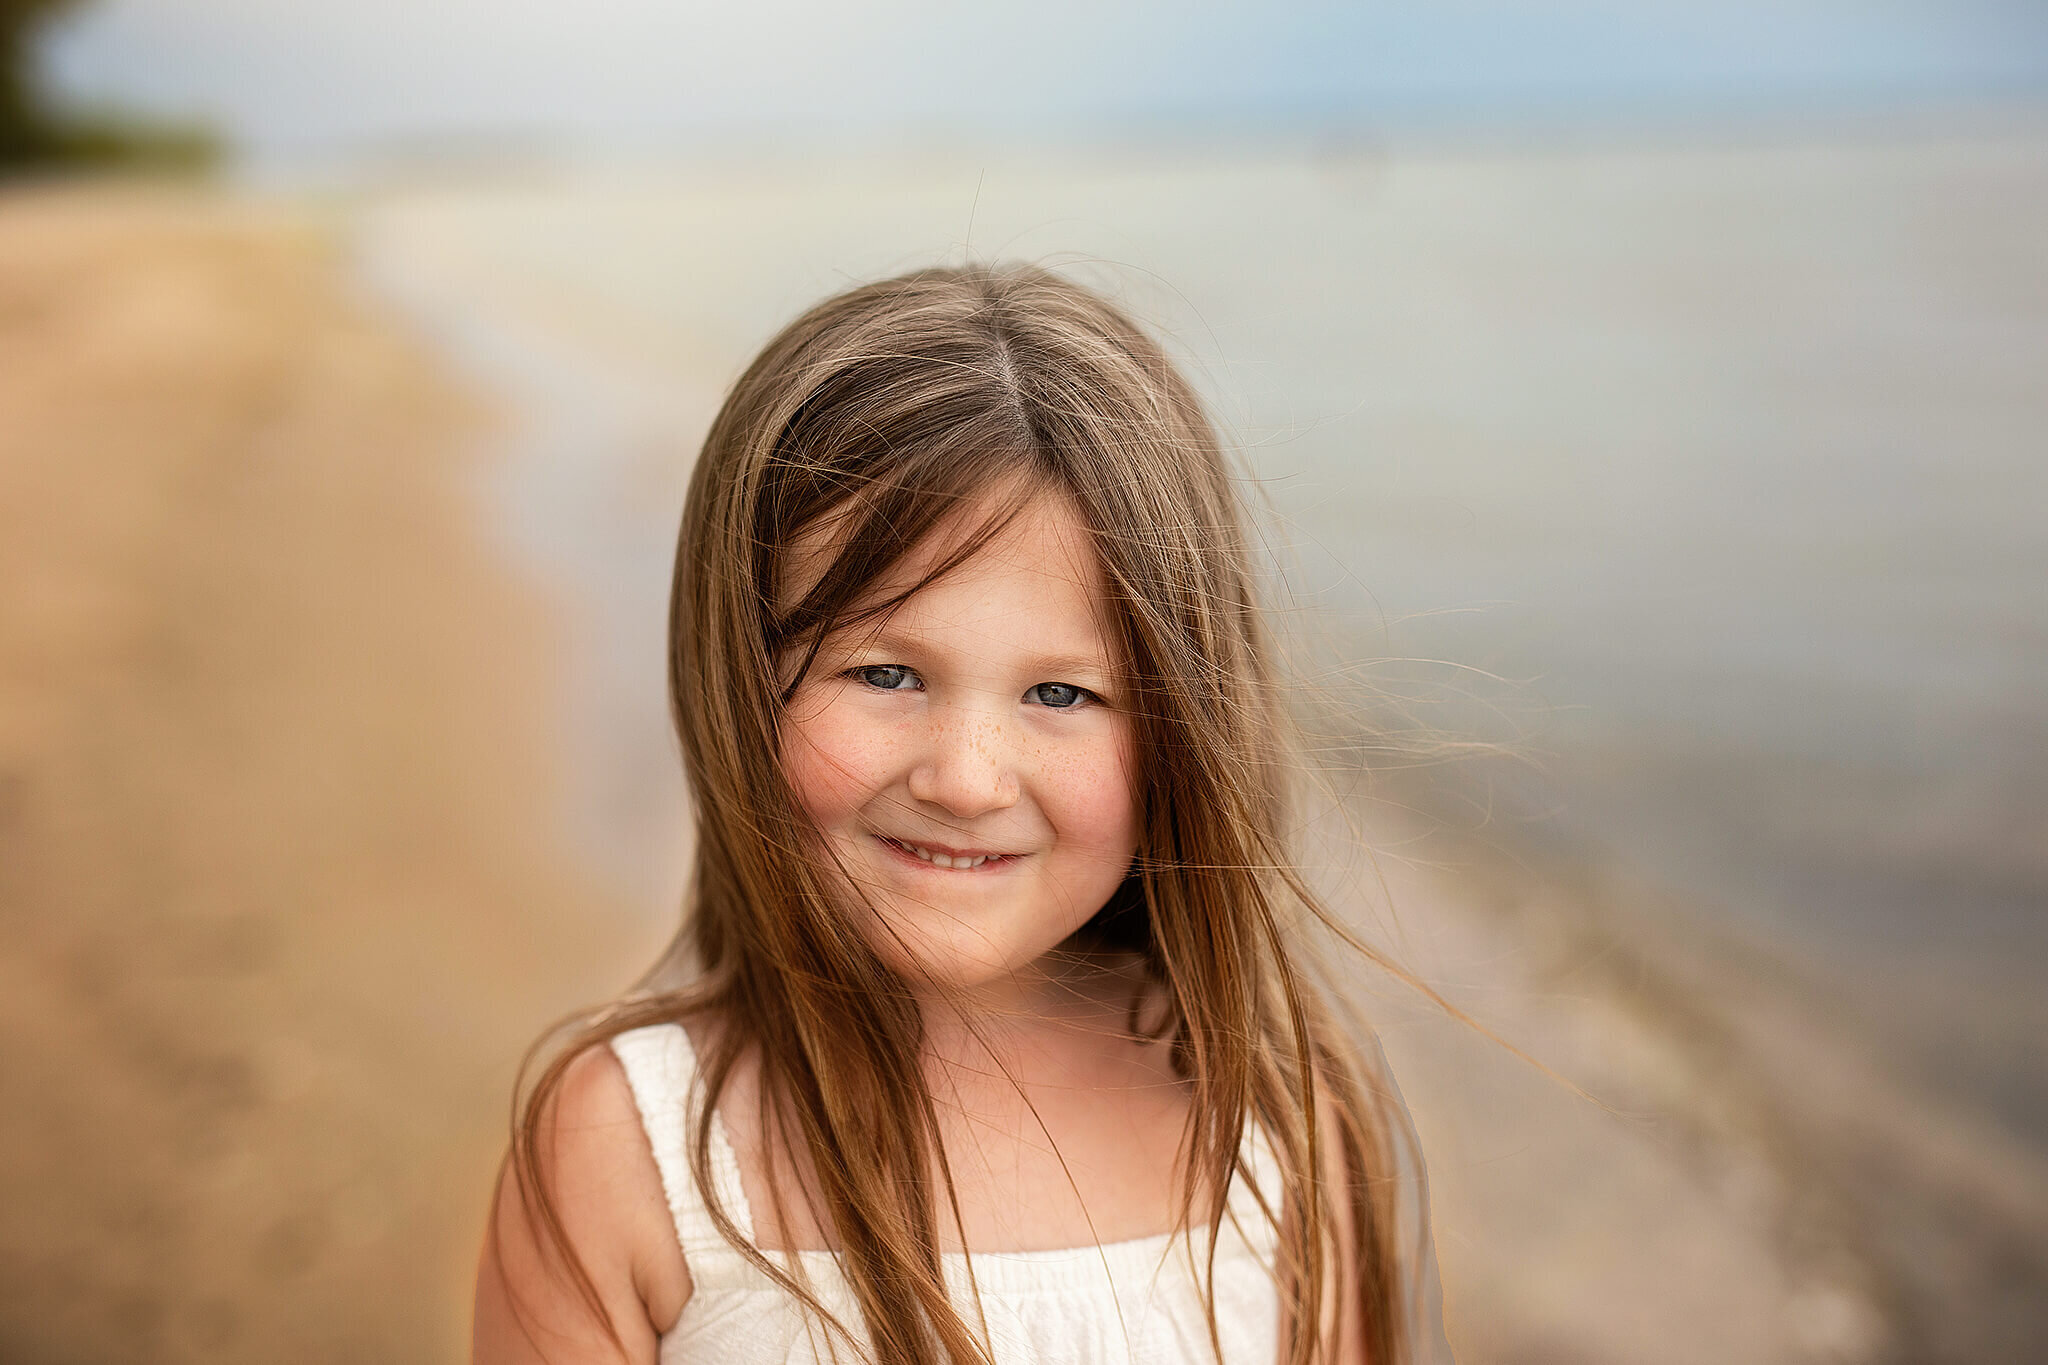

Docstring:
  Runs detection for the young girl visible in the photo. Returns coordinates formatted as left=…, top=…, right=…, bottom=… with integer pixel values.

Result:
left=473, top=264, right=1448, bottom=1364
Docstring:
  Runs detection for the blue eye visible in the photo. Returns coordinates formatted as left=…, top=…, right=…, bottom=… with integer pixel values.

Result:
left=851, top=665, right=920, bottom=691
left=1027, top=682, right=1090, bottom=709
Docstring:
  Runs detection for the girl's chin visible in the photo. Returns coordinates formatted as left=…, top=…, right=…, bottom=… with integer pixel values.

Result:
left=858, top=917, right=1077, bottom=999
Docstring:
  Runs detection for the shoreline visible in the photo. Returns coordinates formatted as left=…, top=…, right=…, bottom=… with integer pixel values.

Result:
left=1351, top=761, right=2048, bottom=1363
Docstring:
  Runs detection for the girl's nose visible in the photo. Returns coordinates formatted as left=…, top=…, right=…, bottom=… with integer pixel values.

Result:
left=906, top=711, right=1020, bottom=818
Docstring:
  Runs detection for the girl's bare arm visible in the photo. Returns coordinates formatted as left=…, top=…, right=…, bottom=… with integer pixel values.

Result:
left=473, top=1048, right=689, bottom=1364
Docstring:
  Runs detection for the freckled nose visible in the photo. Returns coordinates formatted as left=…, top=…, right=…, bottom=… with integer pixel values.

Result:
left=907, top=709, right=1020, bottom=817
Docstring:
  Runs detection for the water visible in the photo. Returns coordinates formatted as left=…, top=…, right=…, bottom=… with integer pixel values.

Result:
left=1233, top=130, right=2048, bottom=964
left=356, top=117, right=2048, bottom=1149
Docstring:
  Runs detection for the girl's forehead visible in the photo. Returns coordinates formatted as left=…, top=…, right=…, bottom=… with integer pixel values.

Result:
left=778, top=485, right=1110, bottom=624
left=850, top=506, right=1124, bottom=679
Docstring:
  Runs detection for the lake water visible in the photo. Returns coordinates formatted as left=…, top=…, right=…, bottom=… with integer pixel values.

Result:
left=356, top=116, right=2048, bottom=1149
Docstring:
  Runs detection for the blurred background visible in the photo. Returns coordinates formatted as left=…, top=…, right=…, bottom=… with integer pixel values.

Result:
left=3, top=2, right=2045, bottom=1362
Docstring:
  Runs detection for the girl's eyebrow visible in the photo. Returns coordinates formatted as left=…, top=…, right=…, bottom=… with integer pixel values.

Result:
left=1016, top=652, right=1118, bottom=681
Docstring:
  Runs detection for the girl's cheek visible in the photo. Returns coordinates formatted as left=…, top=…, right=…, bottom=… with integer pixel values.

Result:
left=1049, top=724, right=1142, bottom=848
left=782, top=704, right=896, bottom=821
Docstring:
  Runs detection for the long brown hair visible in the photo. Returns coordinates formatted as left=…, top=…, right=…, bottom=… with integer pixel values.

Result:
left=509, top=262, right=1432, bottom=1363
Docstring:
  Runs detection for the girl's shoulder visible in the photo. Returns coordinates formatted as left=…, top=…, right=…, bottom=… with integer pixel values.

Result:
left=473, top=1042, right=691, bottom=1361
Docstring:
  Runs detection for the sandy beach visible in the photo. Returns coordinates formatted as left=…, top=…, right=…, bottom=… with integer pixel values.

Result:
left=0, top=186, right=658, bottom=1363
left=3, top=145, right=2044, bottom=1361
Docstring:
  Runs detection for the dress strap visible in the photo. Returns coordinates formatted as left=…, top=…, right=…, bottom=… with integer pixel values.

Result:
left=610, top=1023, right=762, bottom=1276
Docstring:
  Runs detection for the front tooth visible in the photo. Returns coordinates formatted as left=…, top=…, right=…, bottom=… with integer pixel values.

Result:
left=934, top=852, right=958, bottom=869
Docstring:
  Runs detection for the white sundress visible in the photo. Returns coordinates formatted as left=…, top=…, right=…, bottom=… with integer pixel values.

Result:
left=610, top=1023, right=1285, bottom=1364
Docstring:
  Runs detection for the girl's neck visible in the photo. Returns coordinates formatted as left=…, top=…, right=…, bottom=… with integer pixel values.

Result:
left=911, top=949, right=1148, bottom=1090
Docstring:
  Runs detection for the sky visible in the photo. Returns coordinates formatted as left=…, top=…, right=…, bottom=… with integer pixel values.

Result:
left=38, top=0, right=2048, bottom=162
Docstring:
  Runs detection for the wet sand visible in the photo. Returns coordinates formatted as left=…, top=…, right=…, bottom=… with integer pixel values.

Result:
left=1342, top=786, right=2048, bottom=1364
left=0, top=186, right=657, bottom=1363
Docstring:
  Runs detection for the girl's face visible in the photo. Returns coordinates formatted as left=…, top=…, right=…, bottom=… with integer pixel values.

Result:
left=780, top=491, right=1141, bottom=997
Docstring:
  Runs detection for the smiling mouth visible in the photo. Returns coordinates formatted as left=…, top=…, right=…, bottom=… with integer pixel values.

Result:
left=875, top=836, right=1021, bottom=871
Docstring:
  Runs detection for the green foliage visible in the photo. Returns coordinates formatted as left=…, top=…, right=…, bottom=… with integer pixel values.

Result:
left=2, top=0, right=221, bottom=173
left=43, top=106, right=221, bottom=170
